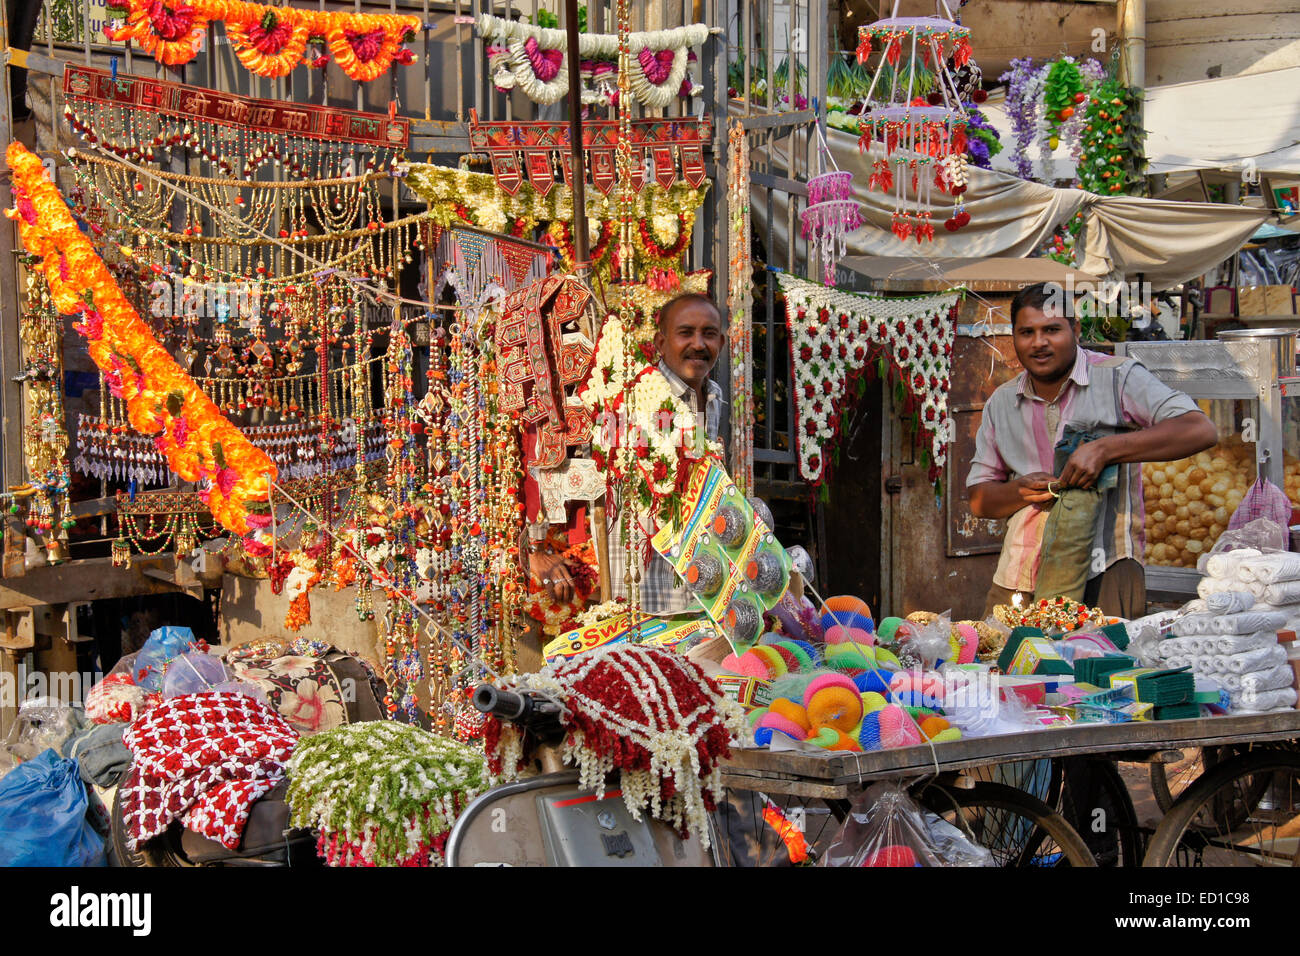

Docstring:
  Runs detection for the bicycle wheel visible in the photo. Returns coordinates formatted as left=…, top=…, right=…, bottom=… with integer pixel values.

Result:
left=914, top=781, right=1098, bottom=867
left=1150, top=745, right=1272, bottom=832
left=1143, top=749, right=1300, bottom=867
left=711, top=788, right=846, bottom=867
left=961, top=758, right=1141, bottom=866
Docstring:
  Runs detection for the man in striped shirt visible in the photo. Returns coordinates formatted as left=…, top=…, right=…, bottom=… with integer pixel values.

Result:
left=966, top=282, right=1217, bottom=618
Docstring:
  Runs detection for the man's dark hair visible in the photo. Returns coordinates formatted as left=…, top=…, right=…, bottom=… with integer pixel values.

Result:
left=656, top=292, right=720, bottom=332
left=1010, top=281, right=1081, bottom=329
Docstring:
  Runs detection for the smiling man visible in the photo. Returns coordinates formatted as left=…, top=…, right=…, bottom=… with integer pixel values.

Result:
left=966, top=282, right=1217, bottom=618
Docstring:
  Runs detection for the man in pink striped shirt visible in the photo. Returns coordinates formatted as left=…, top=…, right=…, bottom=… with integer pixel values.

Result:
left=967, top=283, right=1218, bottom=618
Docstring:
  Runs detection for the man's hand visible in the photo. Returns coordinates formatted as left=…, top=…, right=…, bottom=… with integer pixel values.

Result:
left=1059, top=438, right=1113, bottom=489
left=1017, top=472, right=1058, bottom=504
left=528, top=551, right=575, bottom=603
left=970, top=472, right=1057, bottom=519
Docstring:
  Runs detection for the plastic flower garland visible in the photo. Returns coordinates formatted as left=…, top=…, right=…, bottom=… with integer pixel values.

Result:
left=286, top=721, right=490, bottom=867
left=477, top=15, right=707, bottom=108
left=482, top=644, right=749, bottom=847
left=1078, top=78, right=1147, bottom=196
left=776, top=272, right=960, bottom=486
left=579, top=318, right=724, bottom=527
left=105, top=0, right=419, bottom=81
left=6, top=143, right=275, bottom=534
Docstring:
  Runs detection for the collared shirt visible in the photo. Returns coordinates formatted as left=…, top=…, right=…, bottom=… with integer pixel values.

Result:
left=966, top=347, right=1201, bottom=592
left=607, top=361, right=723, bottom=615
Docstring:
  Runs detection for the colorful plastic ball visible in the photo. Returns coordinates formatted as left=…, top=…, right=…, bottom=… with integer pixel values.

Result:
left=862, top=845, right=919, bottom=867
left=949, top=623, right=978, bottom=665
left=930, top=728, right=963, bottom=743
left=721, top=652, right=769, bottom=679
left=801, top=672, right=860, bottom=706
left=824, top=625, right=874, bottom=646
left=876, top=617, right=905, bottom=644
left=824, top=642, right=877, bottom=670
left=877, top=705, right=924, bottom=749
left=769, top=697, right=812, bottom=733
left=758, top=711, right=809, bottom=740
left=807, top=685, right=864, bottom=732
left=749, top=645, right=788, bottom=678
left=852, top=669, right=892, bottom=695
left=747, top=708, right=768, bottom=726
left=754, top=725, right=800, bottom=747
left=860, top=691, right=888, bottom=714
left=820, top=610, right=875, bottom=635
left=810, top=727, right=862, bottom=752
left=920, top=715, right=950, bottom=739
left=859, top=711, right=883, bottom=751
left=822, top=594, right=872, bottom=619
left=775, top=639, right=819, bottom=670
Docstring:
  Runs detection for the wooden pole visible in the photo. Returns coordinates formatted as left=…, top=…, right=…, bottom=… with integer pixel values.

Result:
left=564, top=0, right=590, bottom=277
left=0, top=1, right=28, bottom=580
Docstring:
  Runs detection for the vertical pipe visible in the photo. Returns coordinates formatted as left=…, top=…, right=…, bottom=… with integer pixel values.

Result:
left=565, top=0, right=589, bottom=274
left=1118, top=0, right=1145, bottom=137
left=0, top=1, right=27, bottom=571
left=472, top=0, right=483, bottom=119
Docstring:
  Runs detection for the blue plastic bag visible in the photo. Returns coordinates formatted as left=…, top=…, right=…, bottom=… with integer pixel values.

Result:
left=0, top=749, right=106, bottom=866
left=134, top=625, right=201, bottom=692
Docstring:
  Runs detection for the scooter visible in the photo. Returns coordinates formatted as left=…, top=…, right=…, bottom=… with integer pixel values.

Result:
left=445, top=684, right=719, bottom=866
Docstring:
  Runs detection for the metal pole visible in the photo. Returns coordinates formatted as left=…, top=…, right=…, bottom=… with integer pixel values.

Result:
left=565, top=0, right=590, bottom=275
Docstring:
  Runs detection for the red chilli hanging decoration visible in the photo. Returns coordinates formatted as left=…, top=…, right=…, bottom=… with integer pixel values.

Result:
left=855, top=3, right=979, bottom=242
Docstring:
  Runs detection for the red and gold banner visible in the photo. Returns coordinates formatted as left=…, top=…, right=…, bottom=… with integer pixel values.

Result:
left=5, top=142, right=275, bottom=534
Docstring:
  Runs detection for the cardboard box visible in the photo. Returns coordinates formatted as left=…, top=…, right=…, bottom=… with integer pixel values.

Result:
left=714, top=675, right=773, bottom=710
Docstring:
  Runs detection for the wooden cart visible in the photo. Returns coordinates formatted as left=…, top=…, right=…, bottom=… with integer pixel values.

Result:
left=717, top=712, right=1300, bottom=867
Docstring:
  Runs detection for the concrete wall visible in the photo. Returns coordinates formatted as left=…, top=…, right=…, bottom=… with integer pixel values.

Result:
left=218, top=574, right=383, bottom=666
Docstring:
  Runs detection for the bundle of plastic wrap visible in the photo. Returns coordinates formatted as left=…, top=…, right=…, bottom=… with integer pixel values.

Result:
left=1171, top=610, right=1286, bottom=636
left=1237, top=552, right=1300, bottom=585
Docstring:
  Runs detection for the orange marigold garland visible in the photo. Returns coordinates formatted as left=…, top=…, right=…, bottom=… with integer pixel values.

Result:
left=104, top=0, right=418, bottom=81
left=6, top=143, right=275, bottom=534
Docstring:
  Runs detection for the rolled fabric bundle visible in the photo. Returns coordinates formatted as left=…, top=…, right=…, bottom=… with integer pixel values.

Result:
left=1240, top=663, right=1296, bottom=694
left=1197, top=577, right=1240, bottom=600
left=1171, top=614, right=1212, bottom=637
left=1183, top=599, right=1209, bottom=614
left=1205, top=591, right=1257, bottom=614
left=1158, top=635, right=1202, bottom=658
left=1209, top=655, right=1232, bottom=673
left=1164, top=655, right=1189, bottom=669
left=1230, top=687, right=1298, bottom=712
left=1239, top=552, right=1300, bottom=585
left=1262, top=580, right=1300, bottom=606
left=1211, top=632, right=1278, bottom=655
left=1206, top=548, right=1261, bottom=579
left=1221, top=673, right=1244, bottom=691
left=1221, top=644, right=1287, bottom=674
left=1204, top=610, right=1286, bottom=635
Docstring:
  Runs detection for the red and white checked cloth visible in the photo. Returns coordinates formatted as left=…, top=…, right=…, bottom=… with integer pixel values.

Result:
left=120, top=692, right=298, bottom=850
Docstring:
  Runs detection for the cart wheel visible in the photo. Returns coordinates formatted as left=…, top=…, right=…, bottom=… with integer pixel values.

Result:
left=710, top=789, right=846, bottom=867
left=1143, top=749, right=1300, bottom=867
left=1150, top=745, right=1274, bottom=832
left=1054, top=757, right=1143, bottom=868
left=914, top=781, right=1098, bottom=868
left=956, top=758, right=1141, bottom=866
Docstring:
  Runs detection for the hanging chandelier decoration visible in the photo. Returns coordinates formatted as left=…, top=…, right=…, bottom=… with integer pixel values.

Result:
left=800, top=127, right=864, bottom=286
left=855, top=1, right=979, bottom=242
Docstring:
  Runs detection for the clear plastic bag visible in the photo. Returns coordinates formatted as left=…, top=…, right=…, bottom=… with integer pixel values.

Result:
left=3, top=697, right=85, bottom=765
left=1227, top=482, right=1292, bottom=535
left=895, top=612, right=952, bottom=670
left=161, top=651, right=233, bottom=697
left=134, top=626, right=205, bottom=691
left=821, top=782, right=994, bottom=867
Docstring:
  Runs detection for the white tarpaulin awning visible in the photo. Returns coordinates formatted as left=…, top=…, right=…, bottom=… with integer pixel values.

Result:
left=753, top=126, right=1268, bottom=290
left=1144, top=67, right=1300, bottom=176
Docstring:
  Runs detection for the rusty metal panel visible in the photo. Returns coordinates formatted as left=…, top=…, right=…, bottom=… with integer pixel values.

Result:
left=888, top=295, right=1023, bottom=619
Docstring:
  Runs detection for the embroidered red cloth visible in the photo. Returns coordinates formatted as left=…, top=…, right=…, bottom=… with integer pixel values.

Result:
left=120, top=692, right=298, bottom=850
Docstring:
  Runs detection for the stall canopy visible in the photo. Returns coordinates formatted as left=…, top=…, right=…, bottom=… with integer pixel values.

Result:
left=1144, top=68, right=1300, bottom=177
left=754, top=127, right=1268, bottom=289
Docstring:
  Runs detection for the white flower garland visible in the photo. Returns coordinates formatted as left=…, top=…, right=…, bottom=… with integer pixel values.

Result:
left=777, top=272, right=961, bottom=483
left=285, top=721, right=490, bottom=867
left=477, top=15, right=709, bottom=55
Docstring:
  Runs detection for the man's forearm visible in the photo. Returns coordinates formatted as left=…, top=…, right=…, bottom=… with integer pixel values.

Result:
left=1096, top=411, right=1219, bottom=466
left=970, top=479, right=1029, bottom=520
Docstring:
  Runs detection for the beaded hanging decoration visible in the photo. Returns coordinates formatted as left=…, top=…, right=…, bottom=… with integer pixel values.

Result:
left=16, top=270, right=73, bottom=562
left=726, top=121, right=754, bottom=498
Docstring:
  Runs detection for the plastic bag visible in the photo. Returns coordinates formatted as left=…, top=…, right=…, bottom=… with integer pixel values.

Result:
left=821, top=782, right=994, bottom=867
left=161, top=651, right=233, bottom=697
left=134, top=625, right=205, bottom=691
left=0, top=749, right=106, bottom=866
left=894, top=612, right=951, bottom=670
left=3, top=697, right=84, bottom=764
left=1226, top=494, right=1290, bottom=539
